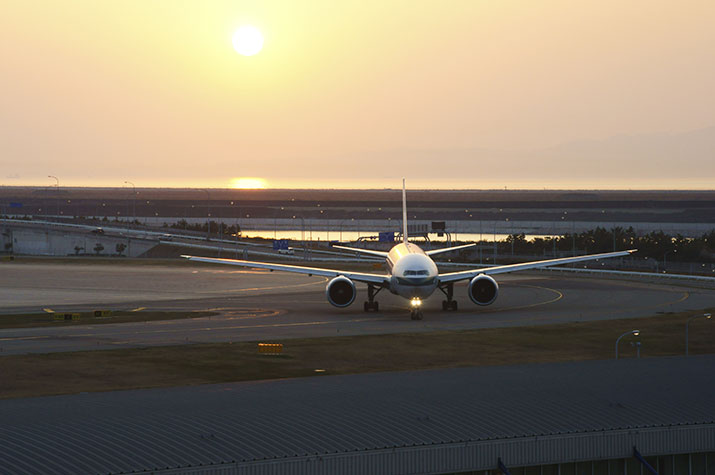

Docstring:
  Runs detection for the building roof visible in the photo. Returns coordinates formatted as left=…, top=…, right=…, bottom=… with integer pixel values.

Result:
left=0, top=355, right=713, bottom=474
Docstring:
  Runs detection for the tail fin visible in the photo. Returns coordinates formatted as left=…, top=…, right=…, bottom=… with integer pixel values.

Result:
left=402, top=178, right=408, bottom=243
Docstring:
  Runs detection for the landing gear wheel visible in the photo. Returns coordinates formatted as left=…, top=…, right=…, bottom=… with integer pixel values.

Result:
left=364, top=284, right=381, bottom=312
left=439, top=284, right=457, bottom=312
left=410, top=310, right=423, bottom=320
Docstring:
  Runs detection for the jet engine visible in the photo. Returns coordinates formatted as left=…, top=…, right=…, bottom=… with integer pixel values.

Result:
left=468, top=274, right=499, bottom=306
left=326, top=276, right=357, bottom=308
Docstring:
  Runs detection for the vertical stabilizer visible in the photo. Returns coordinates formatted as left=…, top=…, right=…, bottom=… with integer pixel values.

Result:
left=402, top=178, right=408, bottom=243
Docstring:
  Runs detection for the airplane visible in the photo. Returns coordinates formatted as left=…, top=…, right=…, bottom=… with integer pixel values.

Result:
left=183, top=180, right=636, bottom=320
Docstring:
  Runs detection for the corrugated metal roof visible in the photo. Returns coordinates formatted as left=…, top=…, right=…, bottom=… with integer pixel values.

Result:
left=0, top=355, right=713, bottom=474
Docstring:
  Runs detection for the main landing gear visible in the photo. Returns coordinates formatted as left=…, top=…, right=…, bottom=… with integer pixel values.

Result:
left=438, top=283, right=458, bottom=311
left=364, top=284, right=382, bottom=312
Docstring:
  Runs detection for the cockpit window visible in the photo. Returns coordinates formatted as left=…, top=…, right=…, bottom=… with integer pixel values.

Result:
left=405, top=270, right=429, bottom=276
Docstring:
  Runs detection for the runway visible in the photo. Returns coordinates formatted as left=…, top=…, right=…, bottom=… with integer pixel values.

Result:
left=1, top=261, right=712, bottom=355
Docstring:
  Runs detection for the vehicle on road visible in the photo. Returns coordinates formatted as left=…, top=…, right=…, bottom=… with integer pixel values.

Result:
left=184, top=180, right=635, bottom=320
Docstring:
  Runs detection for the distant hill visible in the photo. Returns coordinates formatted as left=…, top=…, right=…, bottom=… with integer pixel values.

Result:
left=535, top=126, right=715, bottom=177
left=345, top=126, right=715, bottom=187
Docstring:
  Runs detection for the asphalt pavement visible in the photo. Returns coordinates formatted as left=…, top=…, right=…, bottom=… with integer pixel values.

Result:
left=0, top=261, right=711, bottom=355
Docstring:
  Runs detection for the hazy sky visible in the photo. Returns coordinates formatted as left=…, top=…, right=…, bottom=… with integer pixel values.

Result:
left=2, top=1, right=715, bottom=189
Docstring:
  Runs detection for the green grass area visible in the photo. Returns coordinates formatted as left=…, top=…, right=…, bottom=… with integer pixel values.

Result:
left=1, top=256, right=194, bottom=266
left=0, top=311, right=217, bottom=329
left=1, top=255, right=385, bottom=271
left=1, top=308, right=713, bottom=399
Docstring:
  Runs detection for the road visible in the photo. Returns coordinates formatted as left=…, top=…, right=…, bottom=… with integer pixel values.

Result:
left=1, top=261, right=711, bottom=355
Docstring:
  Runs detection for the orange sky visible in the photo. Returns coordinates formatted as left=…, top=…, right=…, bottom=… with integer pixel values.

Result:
left=2, top=1, right=715, bottom=189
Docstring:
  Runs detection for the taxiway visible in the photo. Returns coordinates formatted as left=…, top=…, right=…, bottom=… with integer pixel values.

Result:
left=1, top=262, right=711, bottom=355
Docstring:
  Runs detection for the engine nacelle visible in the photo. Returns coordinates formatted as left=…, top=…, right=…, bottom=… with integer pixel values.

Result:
left=468, top=274, right=499, bottom=306
left=326, top=276, right=357, bottom=308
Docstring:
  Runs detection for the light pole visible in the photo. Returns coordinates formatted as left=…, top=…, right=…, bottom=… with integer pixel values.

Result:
left=292, top=214, right=305, bottom=245
left=611, top=225, right=617, bottom=252
left=572, top=219, right=576, bottom=256
left=319, top=208, right=329, bottom=242
left=561, top=211, right=576, bottom=257
left=337, top=218, right=349, bottom=242
left=506, top=217, right=514, bottom=256
left=615, top=330, right=640, bottom=359
left=493, top=219, right=498, bottom=264
left=478, top=219, right=483, bottom=264
left=200, top=189, right=210, bottom=241
left=124, top=181, right=136, bottom=223
left=663, top=249, right=676, bottom=272
left=686, top=313, right=711, bottom=356
left=274, top=206, right=284, bottom=240
left=48, top=175, right=59, bottom=216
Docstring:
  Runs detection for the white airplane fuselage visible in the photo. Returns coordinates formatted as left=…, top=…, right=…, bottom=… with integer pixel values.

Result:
left=386, top=242, right=439, bottom=299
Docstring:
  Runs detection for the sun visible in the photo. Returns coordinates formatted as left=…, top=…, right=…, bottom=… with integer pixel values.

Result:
left=232, top=25, right=264, bottom=56
left=230, top=177, right=267, bottom=189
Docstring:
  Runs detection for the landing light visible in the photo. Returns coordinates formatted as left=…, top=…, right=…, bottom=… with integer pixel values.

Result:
left=410, top=298, right=422, bottom=307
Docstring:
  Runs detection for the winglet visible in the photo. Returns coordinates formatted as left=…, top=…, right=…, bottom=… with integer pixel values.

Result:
left=402, top=178, right=408, bottom=243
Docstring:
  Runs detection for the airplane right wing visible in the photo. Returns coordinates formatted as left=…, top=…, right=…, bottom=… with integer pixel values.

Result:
left=182, top=255, right=389, bottom=285
left=438, top=249, right=637, bottom=284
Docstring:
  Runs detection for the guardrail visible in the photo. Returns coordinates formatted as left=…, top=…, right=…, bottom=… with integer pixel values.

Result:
left=540, top=266, right=715, bottom=283
left=1, top=218, right=375, bottom=259
left=5, top=219, right=715, bottom=282
left=160, top=240, right=382, bottom=263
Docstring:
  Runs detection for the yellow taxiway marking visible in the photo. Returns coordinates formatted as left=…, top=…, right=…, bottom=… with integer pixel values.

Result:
left=219, top=277, right=328, bottom=294
left=490, top=287, right=690, bottom=326
left=491, top=283, right=564, bottom=313
left=0, top=335, right=50, bottom=342
left=0, top=281, right=693, bottom=343
left=638, top=290, right=689, bottom=311
left=51, top=317, right=381, bottom=339
left=202, top=308, right=282, bottom=320
left=372, top=282, right=564, bottom=314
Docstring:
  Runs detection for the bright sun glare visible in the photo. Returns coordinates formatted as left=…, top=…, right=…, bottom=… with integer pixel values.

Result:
left=232, top=25, right=264, bottom=56
left=230, top=177, right=267, bottom=189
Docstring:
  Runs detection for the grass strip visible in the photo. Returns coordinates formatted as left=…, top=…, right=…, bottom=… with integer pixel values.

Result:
left=1, top=308, right=713, bottom=399
left=0, top=311, right=217, bottom=329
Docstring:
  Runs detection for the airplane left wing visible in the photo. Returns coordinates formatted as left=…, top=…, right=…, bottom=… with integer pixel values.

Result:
left=182, top=255, right=389, bottom=285
left=438, top=249, right=636, bottom=284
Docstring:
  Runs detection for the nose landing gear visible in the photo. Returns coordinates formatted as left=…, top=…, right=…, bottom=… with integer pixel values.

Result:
left=410, top=298, right=423, bottom=320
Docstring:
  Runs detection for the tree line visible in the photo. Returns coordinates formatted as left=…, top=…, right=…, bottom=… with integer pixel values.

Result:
left=501, top=227, right=715, bottom=263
